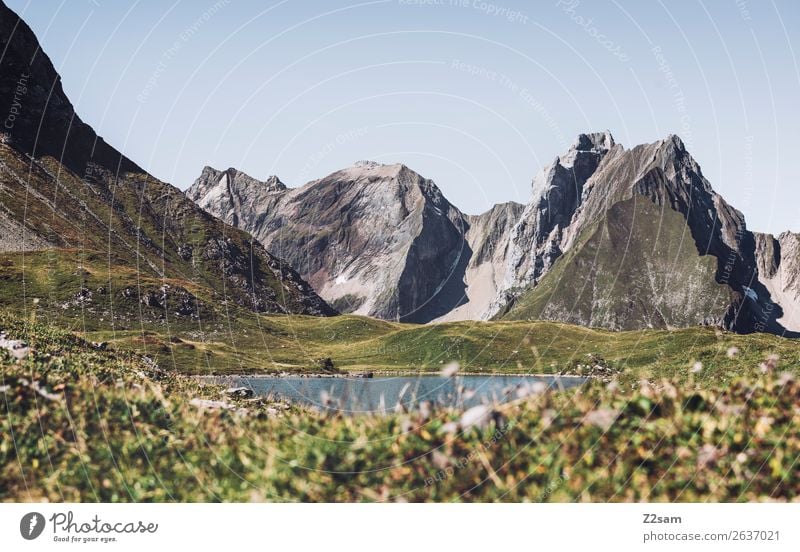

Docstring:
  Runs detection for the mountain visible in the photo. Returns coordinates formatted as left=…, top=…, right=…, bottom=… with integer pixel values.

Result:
left=188, top=161, right=470, bottom=322
left=188, top=133, right=800, bottom=336
left=0, top=1, right=334, bottom=326
left=497, top=133, right=799, bottom=336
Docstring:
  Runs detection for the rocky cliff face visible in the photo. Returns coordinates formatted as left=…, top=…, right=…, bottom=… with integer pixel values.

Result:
left=438, top=201, right=524, bottom=321
left=0, top=1, right=334, bottom=320
left=501, top=132, right=615, bottom=296
left=754, top=232, right=800, bottom=332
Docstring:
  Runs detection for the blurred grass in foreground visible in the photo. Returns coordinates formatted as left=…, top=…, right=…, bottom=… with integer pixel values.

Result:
left=1, top=314, right=798, bottom=502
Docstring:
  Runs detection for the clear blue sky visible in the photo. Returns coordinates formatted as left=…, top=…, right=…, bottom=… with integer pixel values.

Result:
left=7, top=0, right=800, bottom=233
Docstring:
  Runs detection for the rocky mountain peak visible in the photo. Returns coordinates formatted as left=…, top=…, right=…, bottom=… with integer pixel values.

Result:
left=353, top=159, right=385, bottom=169
left=547, top=131, right=616, bottom=185
left=199, top=165, right=286, bottom=192
left=331, top=160, right=408, bottom=181
left=497, top=132, right=800, bottom=335
left=187, top=165, right=289, bottom=227
left=661, top=133, right=687, bottom=152
left=573, top=131, right=616, bottom=153
left=548, top=131, right=616, bottom=179
left=648, top=133, right=705, bottom=182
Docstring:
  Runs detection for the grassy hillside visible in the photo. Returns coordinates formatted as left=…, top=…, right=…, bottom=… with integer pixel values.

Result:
left=1, top=245, right=796, bottom=385
left=77, top=313, right=798, bottom=386
left=502, top=194, right=733, bottom=329
left=0, top=145, right=331, bottom=319
left=1, top=314, right=797, bottom=502
left=1, top=246, right=794, bottom=382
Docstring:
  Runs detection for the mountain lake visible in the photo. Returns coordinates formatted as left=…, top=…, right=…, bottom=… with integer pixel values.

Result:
left=208, top=374, right=588, bottom=413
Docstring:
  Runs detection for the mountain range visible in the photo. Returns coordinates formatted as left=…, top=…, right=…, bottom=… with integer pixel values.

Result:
left=188, top=133, right=800, bottom=336
left=1, top=0, right=798, bottom=338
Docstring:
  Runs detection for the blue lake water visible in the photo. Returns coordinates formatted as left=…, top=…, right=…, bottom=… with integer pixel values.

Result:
left=213, top=374, right=587, bottom=414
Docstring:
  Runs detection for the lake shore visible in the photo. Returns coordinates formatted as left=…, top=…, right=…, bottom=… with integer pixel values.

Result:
left=193, top=371, right=591, bottom=380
